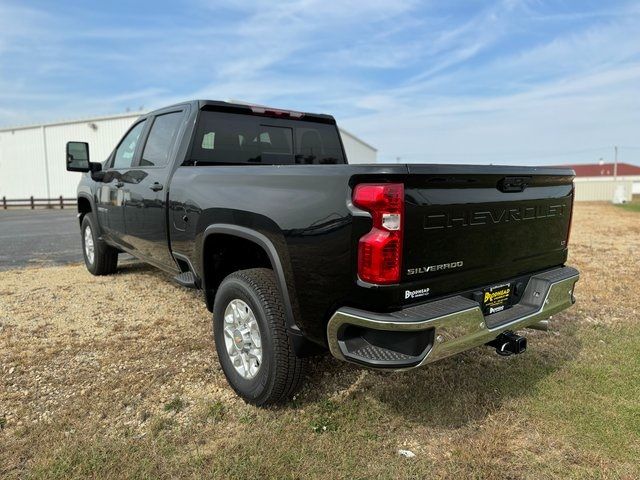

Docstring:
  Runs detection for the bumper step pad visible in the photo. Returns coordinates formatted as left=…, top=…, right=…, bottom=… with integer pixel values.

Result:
left=351, top=344, right=413, bottom=362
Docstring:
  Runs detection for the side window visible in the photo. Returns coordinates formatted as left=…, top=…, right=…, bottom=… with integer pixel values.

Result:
left=113, top=121, right=146, bottom=169
left=140, top=111, right=183, bottom=167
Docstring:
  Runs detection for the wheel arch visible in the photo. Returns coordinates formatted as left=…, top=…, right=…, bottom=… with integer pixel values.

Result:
left=77, top=193, right=101, bottom=235
left=201, top=224, right=296, bottom=330
left=77, top=194, right=92, bottom=219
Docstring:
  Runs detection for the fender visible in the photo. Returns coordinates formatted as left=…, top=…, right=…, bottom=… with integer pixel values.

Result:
left=201, top=224, right=298, bottom=332
left=200, top=224, right=326, bottom=357
left=200, top=223, right=325, bottom=358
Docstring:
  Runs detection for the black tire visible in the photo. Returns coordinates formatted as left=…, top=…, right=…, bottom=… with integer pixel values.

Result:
left=213, top=268, right=305, bottom=406
left=81, top=214, right=118, bottom=276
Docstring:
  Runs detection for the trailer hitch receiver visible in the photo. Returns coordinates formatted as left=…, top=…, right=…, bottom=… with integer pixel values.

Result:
left=486, top=331, right=527, bottom=356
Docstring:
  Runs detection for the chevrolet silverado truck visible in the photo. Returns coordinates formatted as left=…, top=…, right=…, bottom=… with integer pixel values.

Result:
left=66, top=100, right=579, bottom=405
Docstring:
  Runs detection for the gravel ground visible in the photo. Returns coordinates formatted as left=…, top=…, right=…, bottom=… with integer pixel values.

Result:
left=0, top=202, right=638, bottom=479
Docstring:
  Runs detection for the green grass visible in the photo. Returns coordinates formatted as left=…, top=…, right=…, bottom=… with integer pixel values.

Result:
left=528, top=324, right=640, bottom=460
left=163, top=397, right=185, bottom=413
left=618, top=198, right=640, bottom=212
left=203, top=401, right=225, bottom=423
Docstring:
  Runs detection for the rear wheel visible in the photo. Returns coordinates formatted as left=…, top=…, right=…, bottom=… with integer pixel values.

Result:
left=213, top=268, right=305, bottom=405
left=81, top=214, right=118, bottom=275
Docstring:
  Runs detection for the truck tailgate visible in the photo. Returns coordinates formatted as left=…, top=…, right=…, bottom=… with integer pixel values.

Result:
left=402, top=166, right=574, bottom=298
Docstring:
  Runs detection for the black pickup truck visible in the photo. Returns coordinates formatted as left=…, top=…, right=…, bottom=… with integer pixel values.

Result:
left=66, top=100, right=579, bottom=405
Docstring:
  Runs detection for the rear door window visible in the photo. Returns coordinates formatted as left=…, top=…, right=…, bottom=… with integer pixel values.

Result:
left=191, top=111, right=344, bottom=165
left=140, top=111, right=184, bottom=167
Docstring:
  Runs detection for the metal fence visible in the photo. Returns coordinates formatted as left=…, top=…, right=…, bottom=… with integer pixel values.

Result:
left=1, top=196, right=77, bottom=210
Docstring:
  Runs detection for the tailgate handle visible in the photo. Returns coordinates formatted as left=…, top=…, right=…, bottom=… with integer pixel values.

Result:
left=498, top=176, right=531, bottom=193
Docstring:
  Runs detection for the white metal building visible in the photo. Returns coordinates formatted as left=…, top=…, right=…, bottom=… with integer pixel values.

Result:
left=337, top=127, right=377, bottom=165
left=0, top=111, right=377, bottom=200
left=573, top=178, right=635, bottom=202
left=560, top=162, right=640, bottom=202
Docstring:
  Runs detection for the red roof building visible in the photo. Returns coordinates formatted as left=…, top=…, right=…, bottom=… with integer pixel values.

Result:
left=560, top=162, right=640, bottom=177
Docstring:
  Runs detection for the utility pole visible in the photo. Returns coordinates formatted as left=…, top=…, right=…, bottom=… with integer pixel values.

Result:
left=614, top=146, right=618, bottom=181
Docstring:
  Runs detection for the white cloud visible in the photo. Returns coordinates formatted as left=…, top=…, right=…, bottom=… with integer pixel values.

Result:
left=341, top=64, right=640, bottom=164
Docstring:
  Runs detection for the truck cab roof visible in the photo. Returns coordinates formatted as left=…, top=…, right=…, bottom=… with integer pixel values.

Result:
left=145, top=100, right=337, bottom=125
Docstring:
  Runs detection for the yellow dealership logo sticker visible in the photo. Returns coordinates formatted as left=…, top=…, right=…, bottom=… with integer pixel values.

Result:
left=484, top=288, right=510, bottom=303
left=483, top=283, right=512, bottom=314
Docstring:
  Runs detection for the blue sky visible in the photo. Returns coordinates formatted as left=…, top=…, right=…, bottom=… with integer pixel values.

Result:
left=1, top=0, right=639, bottom=164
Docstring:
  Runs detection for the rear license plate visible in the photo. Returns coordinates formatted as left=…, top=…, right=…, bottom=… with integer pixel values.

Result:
left=482, top=283, right=512, bottom=315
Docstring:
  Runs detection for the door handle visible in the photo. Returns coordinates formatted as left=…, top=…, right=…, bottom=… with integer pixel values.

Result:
left=115, top=180, right=124, bottom=188
left=150, top=182, right=164, bottom=192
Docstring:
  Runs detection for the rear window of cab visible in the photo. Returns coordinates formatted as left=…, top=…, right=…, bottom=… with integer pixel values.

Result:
left=190, top=111, right=345, bottom=165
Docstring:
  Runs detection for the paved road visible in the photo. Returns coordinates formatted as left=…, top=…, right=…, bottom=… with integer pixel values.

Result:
left=0, top=209, right=83, bottom=270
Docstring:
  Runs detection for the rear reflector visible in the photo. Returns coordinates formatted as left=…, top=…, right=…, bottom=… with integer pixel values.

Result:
left=353, top=183, right=404, bottom=284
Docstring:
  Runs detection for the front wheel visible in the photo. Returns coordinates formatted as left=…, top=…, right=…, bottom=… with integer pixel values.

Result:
left=81, top=214, right=118, bottom=275
left=213, top=268, right=306, bottom=405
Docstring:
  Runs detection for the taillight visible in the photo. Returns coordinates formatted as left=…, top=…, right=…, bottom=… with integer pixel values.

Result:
left=352, top=183, right=404, bottom=284
left=566, top=184, right=575, bottom=246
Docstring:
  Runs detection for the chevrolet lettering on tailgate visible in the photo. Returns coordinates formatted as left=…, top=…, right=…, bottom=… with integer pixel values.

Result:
left=424, top=203, right=567, bottom=230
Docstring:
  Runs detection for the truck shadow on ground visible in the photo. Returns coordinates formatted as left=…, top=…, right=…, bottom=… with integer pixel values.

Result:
left=113, top=259, right=157, bottom=274
left=303, top=321, right=581, bottom=429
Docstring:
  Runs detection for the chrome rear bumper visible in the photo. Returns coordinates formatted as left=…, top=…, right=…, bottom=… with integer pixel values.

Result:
left=327, top=266, right=579, bottom=369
